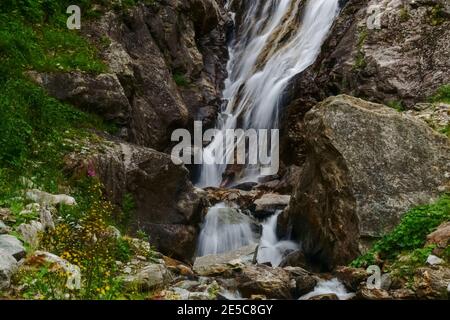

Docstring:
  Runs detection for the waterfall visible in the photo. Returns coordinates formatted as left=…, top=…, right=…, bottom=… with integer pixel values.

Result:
left=197, top=203, right=256, bottom=256
left=197, top=0, right=340, bottom=187
left=257, top=211, right=299, bottom=267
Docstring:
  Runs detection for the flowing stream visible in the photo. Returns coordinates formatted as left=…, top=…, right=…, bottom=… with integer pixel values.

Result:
left=197, top=0, right=340, bottom=188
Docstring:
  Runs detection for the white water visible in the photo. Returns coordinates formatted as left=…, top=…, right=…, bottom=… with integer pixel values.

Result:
left=257, top=212, right=299, bottom=267
left=197, top=203, right=256, bottom=256
left=299, top=278, right=356, bottom=300
left=197, top=0, right=340, bottom=187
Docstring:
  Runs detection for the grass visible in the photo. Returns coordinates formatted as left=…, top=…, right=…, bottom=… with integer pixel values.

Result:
left=430, top=84, right=450, bottom=104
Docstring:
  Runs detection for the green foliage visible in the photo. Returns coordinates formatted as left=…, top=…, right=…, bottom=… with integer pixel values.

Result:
left=399, top=6, right=410, bottom=22
left=430, top=84, right=450, bottom=104
left=353, top=29, right=368, bottom=70
left=173, top=72, right=190, bottom=87
left=351, top=194, right=450, bottom=268
left=386, top=100, right=405, bottom=112
left=428, top=4, right=446, bottom=26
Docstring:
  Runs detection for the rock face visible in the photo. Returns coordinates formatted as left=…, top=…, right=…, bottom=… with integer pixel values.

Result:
left=32, top=0, right=228, bottom=151
left=236, top=264, right=292, bottom=299
left=65, top=139, right=206, bottom=262
left=288, top=95, right=450, bottom=269
left=282, top=0, right=450, bottom=165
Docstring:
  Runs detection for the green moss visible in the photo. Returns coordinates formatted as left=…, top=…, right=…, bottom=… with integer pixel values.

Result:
left=173, top=72, right=190, bottom=87
left=428, top=4, right=446, bottom=26
left=386, top=100, right=405, bottom=112
left=353, top=29, right=368, bottom=70
left=430, top=84, right=450, bottom=104
left=351, top=194, right=450, bottom=268
left=399, top=6, right=410, bottom=22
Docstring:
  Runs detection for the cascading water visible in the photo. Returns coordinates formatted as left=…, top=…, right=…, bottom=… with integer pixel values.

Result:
left=257, top=211, right=299, bottom=267
left=197, top=203, right=256, bottom=256
left=197, top=0, right=340, bottom=188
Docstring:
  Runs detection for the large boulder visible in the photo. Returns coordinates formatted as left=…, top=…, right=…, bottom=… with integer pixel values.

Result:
left=64, top=139, right=206, bottom=262
left=236, top=264, right=292, bottom=299
left=282, top=0, right=450, bottom=165
left=288, top=95, right=450, bottom=269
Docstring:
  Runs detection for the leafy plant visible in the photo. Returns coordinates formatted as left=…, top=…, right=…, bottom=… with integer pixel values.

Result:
left=351, top=194, right=450, bottom=268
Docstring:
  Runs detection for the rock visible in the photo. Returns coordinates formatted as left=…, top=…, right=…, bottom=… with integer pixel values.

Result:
left=236, top=264, right=292, bottom=299
left=308, top=293, right=339, bottom=300
left=0, top=208, right=13, bottom=223
left=193, top=244, right=258, bottom=277
left=25, top=189, right=76, bottom=206
left=28, top=251, right=81, bottom=290
left=426, top=222, right=450, bottom=255
left=282, top=0, right=450, bottom=165
left=65, top=140, right=206, bottom=263
left=0, top=235, right=26, bottom=261
left=39, top=206, right=55, bottom=230
left=335, top=266, right=368, bottom=291
left=288, top=95, right=450, bottom=269
left=406, top=103, right=450, bottom=134
left=283, top=266, right=318, bottom=297
left=357, top=287, right=392, bottom=300
left=17, top=221, right=43, bottom=248
left=414, top=266, right=450, bottom=299
left=279, top=250, right=308, bottom=269
left=427, top=255, right=444, bottom=266
left=123, top=264, right=173, bottom=292
left=0, top=248, right=18, bottom=290
left=253, top=194, right=291, bottom=218
left=0, top=221, right=11, bottom=235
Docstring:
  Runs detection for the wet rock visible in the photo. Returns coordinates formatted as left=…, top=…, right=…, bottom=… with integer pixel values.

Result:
left=279, top=250, right=308, bottom=269
left=0, top=248, right=18, bottom=290
left=283, top=266, right=318, bottom=297
left=236, top=264, right=292, bottom=299
left=335, top=266, right=368, bottom=291
left=0, top=235, right=26, bottom=261
left=308, top=293, right=339, bottom=300
left=288, top=95, right=450, bottom=269
left=253, top=194, right=291, bottom=218
left=193, top=244, right=257, bottom=276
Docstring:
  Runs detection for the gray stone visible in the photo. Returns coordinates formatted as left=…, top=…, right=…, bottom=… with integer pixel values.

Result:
left=193, top=244, right=258, bottom=276
left=0, top=248, right=18, bottom=290
left=0, top=221, right=10, bottom=235
left=0, top=235, right=26, bottom=260
left=123, top=264, right=173, bottom=292
left=288, top=95, right=450, bottom=269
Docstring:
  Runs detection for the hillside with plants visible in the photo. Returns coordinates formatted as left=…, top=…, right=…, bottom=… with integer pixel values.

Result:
left=0, top=0, right=449, bottom=301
